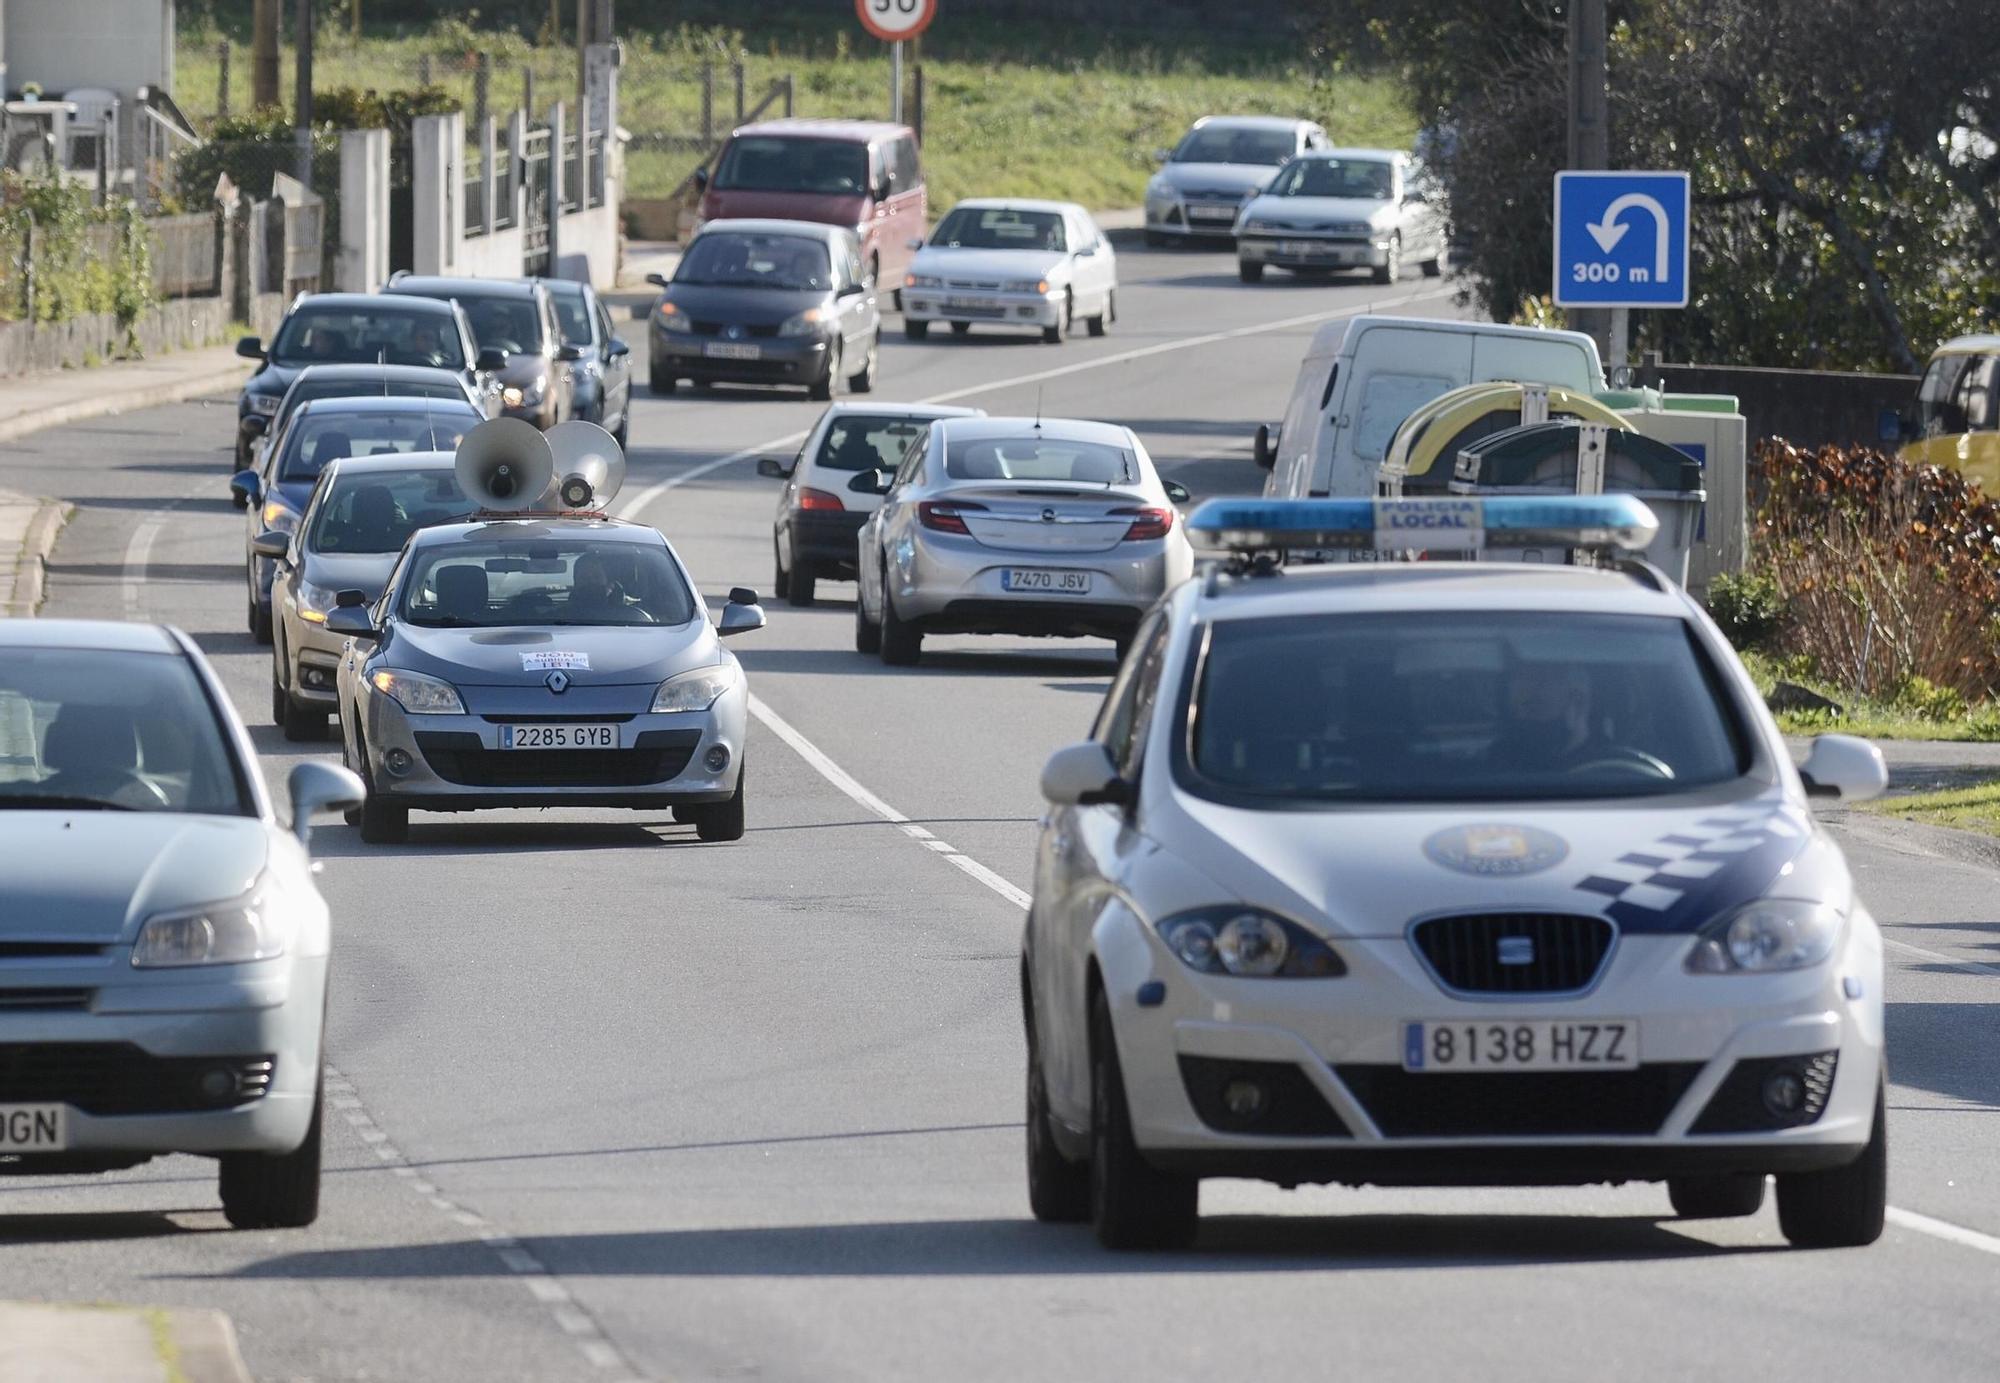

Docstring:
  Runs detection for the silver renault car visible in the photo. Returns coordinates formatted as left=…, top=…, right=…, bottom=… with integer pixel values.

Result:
left=852, top=416, right=1194, bottom=666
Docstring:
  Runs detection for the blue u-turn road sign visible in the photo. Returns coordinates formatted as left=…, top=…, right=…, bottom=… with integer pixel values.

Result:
left=1553, top=170, right=1691, bottom=308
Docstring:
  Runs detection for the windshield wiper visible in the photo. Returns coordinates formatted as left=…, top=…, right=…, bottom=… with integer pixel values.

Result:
left=0, top=793, right=137, bottom=811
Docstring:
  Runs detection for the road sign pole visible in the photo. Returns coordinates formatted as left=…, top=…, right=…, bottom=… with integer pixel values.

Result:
left=891, top=40, right=904, bottom=123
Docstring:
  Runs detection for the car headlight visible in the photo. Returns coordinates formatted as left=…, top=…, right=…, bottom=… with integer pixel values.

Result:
left=369, top=668, right=465, bottom=715
left=1003, top=278, right=1053, bottom=295
left=1242, top=218, right=1271, bottom=232
left=247, top=393, right=282, bottom=416
left=778, top=307, right=830, bottom=338
left=651, top=662, right=738, bottom=713
left=261, top=500, right=300, bottom=535
left=1686, top=899, right=1844, bottom=974
left=655, top=301, right=693, bottom=334
left=501, top=376, right=547, bottom=409
left=295, top=579, right=339, bottom=624
left=906, top=273, right=943, bottom=289
left=1155, top=907, right=1346, bottom=979
left=133, top=873, right=286, bottom=968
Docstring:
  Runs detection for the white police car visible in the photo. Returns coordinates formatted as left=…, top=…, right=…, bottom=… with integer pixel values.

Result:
left=1022, top=496, right=1893, bottom=1250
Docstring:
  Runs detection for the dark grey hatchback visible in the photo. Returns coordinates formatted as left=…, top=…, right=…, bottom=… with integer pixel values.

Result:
left=647, top=219, right=881, bottom=400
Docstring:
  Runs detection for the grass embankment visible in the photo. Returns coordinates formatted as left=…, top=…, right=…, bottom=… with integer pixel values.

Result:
left=173, top=22, right=1414, bottom=208
left=1863, top=782, right=2000, bottom=836
left=1738, top=651, right=2000, bottom=743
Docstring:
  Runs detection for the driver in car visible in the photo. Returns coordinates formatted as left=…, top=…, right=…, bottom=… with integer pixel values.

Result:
left=568, top=552, right=636, bottom=622
left=407, top=323, right=446, bottom=366
left=1492, top=661, right=1615, bottom=773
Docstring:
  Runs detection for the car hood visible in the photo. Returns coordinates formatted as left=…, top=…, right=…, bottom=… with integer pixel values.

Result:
left=1168, top=791, right=1816, bottom=940
left=498, top=355, right=553, bottom=386
left=911, top=247, right=1069, bottom=281
left=243, top=363, right=302, bottom=402
left=269, top=478, right=317, bottom=513
left=701, top=189, right=866, bottom=227
left=301, top=551, right=400, bottom=600
left=0, top=813, right=269, bottom=943
left=1156, top=162, right=1280, bottom=197
left=383, top=619, right=719, bottom=685
left=1242, top=194, right=1393, bottom=227
left=663, top=282, right=831, bottom=328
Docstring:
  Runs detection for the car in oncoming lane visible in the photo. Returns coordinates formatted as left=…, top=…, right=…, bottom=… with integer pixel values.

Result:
left=1234, top=148, right=1448, bottom=284
left=0, top=618, right=362, bottom=1228
left=1022, top=495, right=1892, bottom=1252
left=1144, top=116, right=1329, bottom=245
left=756, top=402, right=986, bottom=606
left=851, top=415, right=1193, bottom=665
left=902, top=199, right=1117, bottom=343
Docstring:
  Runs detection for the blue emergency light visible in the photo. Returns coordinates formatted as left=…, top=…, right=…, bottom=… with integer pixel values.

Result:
left=1185, top=495, right=1660, bottom=555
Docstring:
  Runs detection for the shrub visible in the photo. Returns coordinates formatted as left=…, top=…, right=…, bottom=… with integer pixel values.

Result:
left=1706, top=569, right=1787, bottom=650
left=0, top=172, right=156, bottom=334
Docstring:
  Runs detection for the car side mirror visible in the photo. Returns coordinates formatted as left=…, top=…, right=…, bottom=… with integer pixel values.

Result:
left=838, top=281, right=867, bottom=298
left=1162, top=480, right=1191, bottom=506
left=241, top=414, right=268, bottom=439
left=906, top=236, right=924, bottom=251
left=608, top=337, right=630, bottom=358
left=236, top=335, right=265, bottom=360
left=756, top=457, right=791, bottom=479
left=1877, top=407, right=1914, bottom=444
left=645, top=272, right=671, bottom=290
left=335, top=589, right=368, bottom=608
left=719, top=588, right=765, bottom=637
left=875, top=179, right=893, bottom=203
left=325, top=604, right=378, bottom=640
left=1798, top=734, right=1888, bottom=803
left=286, top=760, right=366, bottom=846
left=1254, top=422, right=1279, bottom=471
left=692, top=166, right=709, bottom=191
left=476, top=346, right=509, bottom=373
left=251, top=529, right=291, bottom=560
left=230, top=468, right=262, bottom=505
left=1152, top=148, right=1172, bottom=165
left=1403, top=189, right=1427, bottom=205
left=1041, top=741, right=1133, bottom=808
left=555, top=343, right=586, bottom=363
left=847, top=468, right=893, bottom=496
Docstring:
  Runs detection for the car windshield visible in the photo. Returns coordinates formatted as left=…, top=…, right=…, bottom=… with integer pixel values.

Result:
left=278, top=377, right=467, bottom=431
left=1172, top=125, right=1296, bottom=165
left=1269, top=158, right=1395, bottom=199
left=930, top=207, right=1067, bottom=252
left=676, top=233, right=834, bottom=292
left=457, top=297, right=544, bottom=355
left=713, top=135, right=869, bottom=195
left=270, top=306, right=467, bottom=369
left=279, top=407, right=480, bottom=482
left=308, top=470, right=473, bottom=555
left=0, top=648, right=248, bottom=815
left=546, top=287, right=592, bottom=347
left=944, top=436, right=1135, bottom=484
left=399, top=540, right=699, bottom=628
left=816, top=416, right=930, bottom=472
left=1184, top=612, right=1748, bottom=803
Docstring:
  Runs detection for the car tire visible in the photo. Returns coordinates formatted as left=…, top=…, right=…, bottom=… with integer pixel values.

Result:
left=877, top=567, right=922, bottom=667
left=1238, top=260, right=1263, bottom=284
left=1776, top=1078, right=1888, bottom=1248
left=1421, top=244, right=1448, bottom=278
left=786, top=545, right=817, bottom=608
left=1144, top=229, right=1167, bottom=247
left=612, top=415, right=630, bottom=450
left=249, top=594, right=273, bottom=646
left=854, top=582, right=882, bottom=655
left=270, top=653, right=290, bottom=727
left=650, top=364, right=676, bottom=395
left=1668, top=1174, right=1767, bottom=1219
left=905, top=319, right=930, bottom=342
left=219, top=1072, right=323, bottom=1229
left=950, top=322, right=972, bottom=338
left=772, top=538, right=792, bottom=604
left=810, top=339, right=841, bottom=402
left=281, top=691, right=327, bottom=742
left=849, top=331, right=879, bottom=394
left=1042, top=295, right=1071, bottom=345
left=695, top=763, right=746, bottom=843
left=1089, top=989, right=1198, bottom=1250
left=354, top=727, right=409, bottom=845
left=1372, top=235, right=1402, bottom=286
left=671, top=804, right=698, bottom=824
left=1025, top=979, right=1091, bottom=1223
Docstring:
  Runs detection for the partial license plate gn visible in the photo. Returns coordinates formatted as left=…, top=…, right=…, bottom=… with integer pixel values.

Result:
left=499, top=724, right=618, bottom=750
left=0, top=1104, right=67, bottom=1152
left=703, top=342, right=762, bottom=361
left=1402, top=1020, right=1638, bottom=1072
left=1189, top=204, right=1238, bottom=221
left=1002, top=568, right=1094, bottom=595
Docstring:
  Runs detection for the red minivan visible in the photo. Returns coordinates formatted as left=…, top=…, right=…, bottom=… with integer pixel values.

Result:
left=695, top=119, right=926, bottom=290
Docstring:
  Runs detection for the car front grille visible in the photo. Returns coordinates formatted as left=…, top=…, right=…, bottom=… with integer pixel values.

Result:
left=0, top=989, right=94, bottom=1012
left=1335, top=1064, right=1704, bottom=1138
left=0, top=942, right=106, bottom=959
left=690, top=320, right=782, bottom=339
left=415, top=729, right=700, bottom=787
left=1411, top=913, right=1614, bottom=994
left=0, top=1044, right=275, bottom=1114
left=941, top=303, right=1009, bottom=319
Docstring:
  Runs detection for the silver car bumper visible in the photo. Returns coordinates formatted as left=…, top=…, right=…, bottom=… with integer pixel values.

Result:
left=885, top=530, right=1185, bottom=636
left=1146, top=197, right=1243, bottom=238
left=903, top=289, right=1064, bottom=328
left=285, top=613, right=351, bottom=706
left=1239, top=235, right=1390, bottom=269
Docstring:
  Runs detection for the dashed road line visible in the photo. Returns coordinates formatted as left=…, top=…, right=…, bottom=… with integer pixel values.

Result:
left=1886, top=937, right=2000, bottom=979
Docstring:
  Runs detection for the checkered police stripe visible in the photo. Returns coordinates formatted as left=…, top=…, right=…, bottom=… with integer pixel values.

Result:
left=1570, top=801, right=1808, bottom=934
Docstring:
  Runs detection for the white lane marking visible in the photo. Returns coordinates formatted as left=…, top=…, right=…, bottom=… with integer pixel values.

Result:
left=321, top=1065, right=646, bottom=1381
left=121, top=520, right=160, bottom=620
left=1885, top=937, right=2000, bottom=979
left=1887, top=1207, right=2000, bottom=1258
left=618, top=283, right=1455, bottom=524
left=747, top=692, right=1031, bottom=911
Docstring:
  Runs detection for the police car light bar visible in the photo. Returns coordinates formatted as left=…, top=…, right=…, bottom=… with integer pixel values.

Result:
left=1185, top=495, right=1660, bottom=554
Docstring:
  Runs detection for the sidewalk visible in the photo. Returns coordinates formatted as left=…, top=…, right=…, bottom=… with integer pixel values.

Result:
left=0, top=1302, right=252, bottom=1383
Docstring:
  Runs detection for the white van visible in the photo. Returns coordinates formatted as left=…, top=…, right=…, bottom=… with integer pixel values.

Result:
left=1254, top=316, right=1605, bottom=497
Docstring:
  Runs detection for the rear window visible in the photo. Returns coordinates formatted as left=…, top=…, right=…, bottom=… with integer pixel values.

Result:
left=816, top=416, right=930, bottom=472
left=271, top=305, right=466, bottom=369
left=309, top=469, right=473, bottom=555
left=1182, top=611, right=1748, bottom=804
left=944, top=436, right=1136, bottom=484
left=714, top=136, right=869, bottom=196
left=279, top=405, right=480, bottom=481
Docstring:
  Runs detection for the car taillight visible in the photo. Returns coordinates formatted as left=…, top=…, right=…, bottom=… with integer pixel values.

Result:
left=1112, top=506, right=1174, bottom=541
left=918, top=500, right=988, bottom=535
left=797, top=488, right=844, bottom=512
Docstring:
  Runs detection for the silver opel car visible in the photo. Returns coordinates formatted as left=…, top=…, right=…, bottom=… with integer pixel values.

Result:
left=852, top=416, right=1194, bottom=666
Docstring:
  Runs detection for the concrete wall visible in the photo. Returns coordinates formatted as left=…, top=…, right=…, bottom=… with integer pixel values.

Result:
left=552, top=202, right=619, bottom=288
left=0, top=288, right=282, bottom=378
left=4, top=0, right=172, bottom=96
left=337, top=129, right=390, bottom=292
left=457, top=225, right=527, bottom=279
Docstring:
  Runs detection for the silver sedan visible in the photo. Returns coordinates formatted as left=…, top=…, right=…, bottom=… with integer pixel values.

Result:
left=852, top=416, right=1194, bottom=665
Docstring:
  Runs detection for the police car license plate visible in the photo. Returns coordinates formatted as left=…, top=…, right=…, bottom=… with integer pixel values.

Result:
left=1402, top=1020, right=1638, bottom=1072
left=0, top=1104, right=66, bottom=1152
left=499, top=724, right=618, bottom=750
left=1002, top=568, right=1093, bottom=594
left=703, top=342, right=761, bottom=361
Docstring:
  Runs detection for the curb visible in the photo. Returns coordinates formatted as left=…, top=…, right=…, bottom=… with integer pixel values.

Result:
left=0, top=360, right=253, bottom=447
left=169, top=1308, right=256, bottom=1383
left=2, top=495, right=71, bottom=618
left=0, top=1302, right=252, bottom=1383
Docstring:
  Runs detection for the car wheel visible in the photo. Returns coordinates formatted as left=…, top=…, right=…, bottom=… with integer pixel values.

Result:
left=1144, top=229, right=1167, bottom=247
left=249, top=593, right=273, bottom=646
left=219, top=1071, right=323, bottom=1229
left=355, top=726, right=409, bottom=845
left=877, top=565, right=922, bottom=667
left=849, top=331, right=879, bottom=394
left=341, top=711, right=364, bottom=826
left=905, top=319, right=930, bottom=341
left=1089, top=988, right=1198, bottom=1250
left=1668, top=1174, right=1767, bottom=1219
left=1372, top=235, right=1402, bottom=286
left=612, top=415, right=630, bottom=450
left=270, top=647, right=290, bottom=726
left=1421, top=243, right=1448, bottom=278
left=671, top=804, right=698, bottom=824
left=281, top=691, right=327, bottom=742
left=854, top=580, right=882, bottom=654
left=810, top=339, right=841, bottom=401
left=1025, top=979, right=1091, bottom=1223
left=1777, top=1078, right=1887, bottom=1248
left=772, top=538, right=792, bottom=604
left=1042, top=295, right=1071, bottom=345
left=695, top=762, right=746, bottom=843
left=1238, top=260, right=1264, bottom=283
left=1113, top=632, right=1134, bottom=663
left=950, top=322, right=972, bottom=338
left=786, top=542, right=817, bottom=608
left=1088, top=292, right=1111, bottom=336
left=650, top=364, right=676, bottom=395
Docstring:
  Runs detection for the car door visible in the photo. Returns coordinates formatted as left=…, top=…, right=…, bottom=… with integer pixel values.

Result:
left=593, top=293, right=631, bottom=432
left=1068, top=212, right=1110, bottom=316
left=866, top=427, right=931, bottom=616
left=839, top=240, right=876, bottom=357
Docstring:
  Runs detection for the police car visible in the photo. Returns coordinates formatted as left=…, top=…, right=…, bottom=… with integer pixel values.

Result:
left=1021, top=496, right=1892, bottom=1250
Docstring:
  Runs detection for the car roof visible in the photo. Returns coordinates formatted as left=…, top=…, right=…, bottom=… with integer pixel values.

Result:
left=1931, top=334, right=2000, bottom=358
left=732, top=118, right=910, bottom=143
left=291, top=363, right=469, bottom=384
left=389, top=276, right=540, bottom=300
left=1182, top=562, right=1692, bottom=624
left=1190, top=115, right=1313, bottom=132
left=533, top=277, right=590, bottom=298
left=408, top=516, right=668, bottom=548
left=938, top=415, right=1136, bottom=447
left=1300, top=313, right=1599, bottom=360
left=0, top=618, right=182, bottom=653
left=321, top=451, right=459, bottom=479
left=292, top=292, right=457, bottom=316
left=818, top=401, right=985, bottom=422
left=1308, top=147, right=1406, bottom=163
left=294, top=394, right=483, bottom=418
left=692, top=218, right=856, bottom=246
left=946, top=197, right=1085, bottom=216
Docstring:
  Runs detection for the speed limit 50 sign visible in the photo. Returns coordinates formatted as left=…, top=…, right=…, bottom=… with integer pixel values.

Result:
left=857, top=0, right=936, bottom=42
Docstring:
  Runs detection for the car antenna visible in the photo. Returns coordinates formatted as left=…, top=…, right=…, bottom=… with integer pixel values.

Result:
left=378, top=346, right=388, bottom=398
left=1034, top=387, right=1043, bottom=432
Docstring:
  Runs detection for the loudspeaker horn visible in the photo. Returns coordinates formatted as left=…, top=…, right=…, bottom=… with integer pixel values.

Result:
left=546, top=419, right=626, bottom=510
left=454, top=417, right=556, bottom=512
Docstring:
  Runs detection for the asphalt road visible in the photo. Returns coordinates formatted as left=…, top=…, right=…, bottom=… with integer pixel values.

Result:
left=2, top=243, right=1997, bottom=1383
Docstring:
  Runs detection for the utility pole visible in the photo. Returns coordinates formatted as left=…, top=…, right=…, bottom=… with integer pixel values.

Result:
left=294, top=0, right=315, bottom=187
left=1566, top=0, right=1612, bottom=360
left=253, top=0, right=282, bottom=111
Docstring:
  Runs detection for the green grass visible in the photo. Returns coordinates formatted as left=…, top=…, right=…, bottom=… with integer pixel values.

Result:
left=1737, top=651, right=2000, bottom=742
left=173, top=23, right=1413, bottom=208
left=1863, top=781, right=2000, bottom=837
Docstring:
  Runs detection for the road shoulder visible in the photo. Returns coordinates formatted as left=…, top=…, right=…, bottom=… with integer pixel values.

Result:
left=0, top=1301, right=252, bottom=1383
